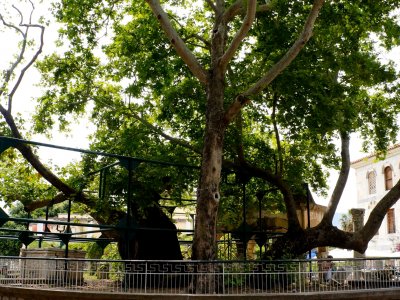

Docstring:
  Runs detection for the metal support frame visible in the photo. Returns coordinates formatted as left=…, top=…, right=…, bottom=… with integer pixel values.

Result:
left=0, top=135, right=289, bottom=262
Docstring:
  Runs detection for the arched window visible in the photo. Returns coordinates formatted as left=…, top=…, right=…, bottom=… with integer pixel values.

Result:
left=384, top=166, right=393, bottom=190
left=367, top=171, right=376, bottom=194
left=387, top=208, right=396, bottom=234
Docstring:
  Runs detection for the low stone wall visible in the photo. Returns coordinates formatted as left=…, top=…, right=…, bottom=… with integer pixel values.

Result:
left=0, top=286, right=400, bottom=300
left=19, top=248, right=86, bottom=284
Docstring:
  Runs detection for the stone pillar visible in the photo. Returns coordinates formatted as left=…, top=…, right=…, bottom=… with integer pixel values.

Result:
left=350, top=208, right=365, bottom=258
left=350, top=208, right=365, bottom=280
left=317, top=247, right=328, bottom=259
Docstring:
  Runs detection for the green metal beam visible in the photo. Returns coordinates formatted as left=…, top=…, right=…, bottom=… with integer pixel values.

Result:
left=0, top=207, right=9, bottom=227
left=0, top=136, right=199, bottom=169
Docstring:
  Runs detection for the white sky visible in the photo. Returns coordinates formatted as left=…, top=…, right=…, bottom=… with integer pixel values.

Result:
left=1, top=0, right=399, bottom=214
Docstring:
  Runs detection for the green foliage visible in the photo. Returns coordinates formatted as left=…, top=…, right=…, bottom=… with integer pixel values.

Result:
left=102, top=243, right=121, bottom=260
left=0, top=149, right=59, bottom=208
left=0, top=222, right=23, bottom=256
left=2, top=0, right=400, bottom=258
left=339, top=212, right=353, bottom=232
left=30, top=0, right=400, bottom=230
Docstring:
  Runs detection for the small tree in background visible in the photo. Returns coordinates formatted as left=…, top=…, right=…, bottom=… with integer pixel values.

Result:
left=339, top=212, right=353, bottom=232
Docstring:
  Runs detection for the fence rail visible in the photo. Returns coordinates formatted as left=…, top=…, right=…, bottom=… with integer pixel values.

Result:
left=0, top=256, right=400, bottom=295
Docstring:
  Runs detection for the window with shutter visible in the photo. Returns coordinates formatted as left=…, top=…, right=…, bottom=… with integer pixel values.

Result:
left=368, top=171, right=376, bottom=194
left=387, top=208, right=396, bottom=234
left=385, top=167, right=393, bottom=190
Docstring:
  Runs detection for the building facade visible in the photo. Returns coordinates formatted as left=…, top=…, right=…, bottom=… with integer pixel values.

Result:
left=351, top=145, right=400, bottom=253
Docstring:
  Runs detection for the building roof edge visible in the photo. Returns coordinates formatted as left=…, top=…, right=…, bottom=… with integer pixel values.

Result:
left=351, top=143, right=400, bottom=167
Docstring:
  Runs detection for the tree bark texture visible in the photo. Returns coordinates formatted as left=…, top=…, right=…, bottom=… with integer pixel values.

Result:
left=191, top=73, right=225, bottom=261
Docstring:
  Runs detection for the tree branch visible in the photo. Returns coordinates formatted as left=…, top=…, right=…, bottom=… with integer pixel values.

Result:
left=272, top=93, right=283, bottom=175
left=220, top=0, right=257, bottom=72
left=222, top=94, right=251, bottom=126
left=362, top=177, right=400, bottom=242
left=0, top=2, right=45, bottom=113
left=8, top=22, right=45, bottom=113
left=183, top=34, right=211, bottom=50
left=145, top=0, right=208, bottom=84
left=243, top=0, right=324, bottom=97
left=235, top=112, right=245, bottom=163
left=0, top=106, right=76, bottom=197
left=236, top=162, right=301, bottom=231
left=125, top=108, right=202, bottom=155
left=24, top=192, right=72, bottom=212
left=0, top=13, right=26, bottom=102
left=205, top=0, right=217, bottom=14
left=322, top=132, right=350, bottom=224
left=223, top=0, right=325, bottom=125
left=223, top=0, right=273, bottom=24
left=24, top=191, right=109, bottom=225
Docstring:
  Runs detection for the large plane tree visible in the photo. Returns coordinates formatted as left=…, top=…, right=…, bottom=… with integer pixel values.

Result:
left=1, top=0, right=400, bottom=281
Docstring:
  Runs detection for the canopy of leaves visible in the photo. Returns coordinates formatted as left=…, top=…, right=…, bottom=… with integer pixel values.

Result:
left=2, top=0, right=400, bottom=236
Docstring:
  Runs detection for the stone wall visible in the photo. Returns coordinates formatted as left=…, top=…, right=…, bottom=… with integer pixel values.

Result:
left=19, top=248, right=86, bottom=284
left=1, top=286, right=400, bottom=300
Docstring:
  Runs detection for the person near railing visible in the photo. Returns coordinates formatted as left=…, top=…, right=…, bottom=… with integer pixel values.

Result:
left=321, top=255, right=334, bottom=282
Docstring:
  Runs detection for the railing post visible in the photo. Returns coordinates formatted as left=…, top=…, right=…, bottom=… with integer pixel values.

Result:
left=222, top=262, right=225, bottom=294
left=298, top=261, right=302, bottom=293
left=144, top=261, right=147, bottom=293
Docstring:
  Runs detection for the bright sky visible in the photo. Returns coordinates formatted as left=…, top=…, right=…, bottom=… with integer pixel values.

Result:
left=0, top=0, right=399, bottom=214
left=0, top=0, right=94, bottom=162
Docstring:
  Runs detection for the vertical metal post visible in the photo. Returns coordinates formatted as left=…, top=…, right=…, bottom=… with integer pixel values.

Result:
left=305, top=184, right=312, bottom=279
left=306, top=184, right=311, bottom=230
left=26, top=212, right=30, bottom=249
left=64, top=197, right=72, bottom=285
left=99, top=169, right=104, bottom=199
left=242, top=182, right=247, bottom=260
left=65, top=197, right=72, bottom=259
left=144, top=262, right=147, bottom=293
left=227, top=233, right=231, bottom=260
left=258, top=194, right=262, bottom=258
left=126, top=159, right=133, bottom=258
left=222, top=262, right=225, bottom=294
left=39, top=206, right=50, bottom=248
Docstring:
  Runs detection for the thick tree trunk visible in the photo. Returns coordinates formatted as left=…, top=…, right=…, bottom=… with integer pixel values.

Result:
left=191, top=3, right=227, bottom=263
left=192, top=71, right=225, bottom=261
left=191, top=67, right=226, bottom=293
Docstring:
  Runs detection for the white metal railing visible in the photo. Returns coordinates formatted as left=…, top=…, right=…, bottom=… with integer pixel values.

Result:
left=0, top=256, right=400, bottom=294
